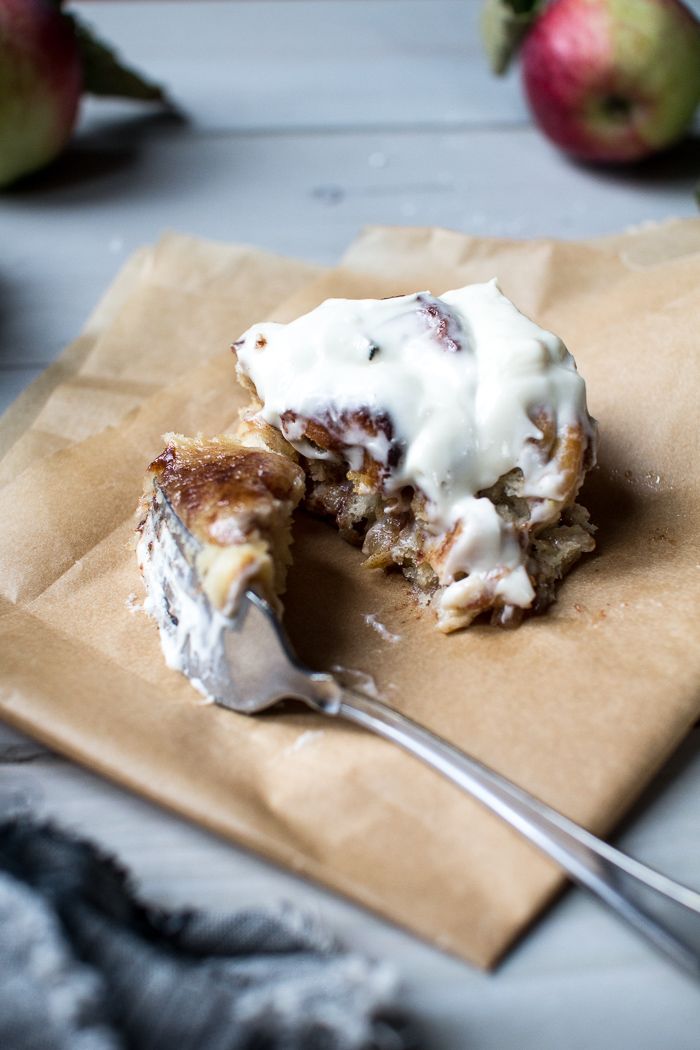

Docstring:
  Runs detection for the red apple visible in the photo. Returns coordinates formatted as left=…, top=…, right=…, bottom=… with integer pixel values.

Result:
left=0, top=0, right=82, bottom=187
left=521, top=0, right=700, bottom=162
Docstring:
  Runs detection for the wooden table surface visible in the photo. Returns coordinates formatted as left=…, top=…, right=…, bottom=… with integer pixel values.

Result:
left=2, top=3, right=700, bottom=1046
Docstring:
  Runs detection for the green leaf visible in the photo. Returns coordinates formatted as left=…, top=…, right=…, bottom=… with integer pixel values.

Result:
left=480, top=0, right=541, bottom=75
left=68, top=13, right=168, bottom=103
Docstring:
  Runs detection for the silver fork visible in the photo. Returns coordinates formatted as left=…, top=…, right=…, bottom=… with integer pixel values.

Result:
left=149, top=489, right=700, bottom=976
left=204, top=590, right=700, bottom=977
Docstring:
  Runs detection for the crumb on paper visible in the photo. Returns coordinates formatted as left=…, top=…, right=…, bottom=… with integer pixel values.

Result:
left=613, top=467, right=670, bottom=492
left=330, top=664, right=396, bottom=700
left=284, top=729, right=325, bottom=756
left=331, top=664, right=381, bottom=697
left=363, top=612, right=401, bottom=644
left=650, top=528, right=676, bottom=546
left=194, top=695, right=215, bottom=706
left=125, top=592, right=143, bottom=613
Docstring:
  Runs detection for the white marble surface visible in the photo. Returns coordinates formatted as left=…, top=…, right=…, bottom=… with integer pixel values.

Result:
left=2, top=2, right=700, bottom=1046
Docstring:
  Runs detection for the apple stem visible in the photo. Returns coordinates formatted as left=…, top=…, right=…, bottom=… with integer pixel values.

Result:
left=68, top=13, right=171, bottom=105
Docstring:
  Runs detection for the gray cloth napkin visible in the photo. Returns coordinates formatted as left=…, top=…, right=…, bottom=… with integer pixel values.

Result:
left=0, top=820, right=418, bottom=1050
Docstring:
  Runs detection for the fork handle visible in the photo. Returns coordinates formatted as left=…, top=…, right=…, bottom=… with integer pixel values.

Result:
left=335, top=688, right=700, bottom=977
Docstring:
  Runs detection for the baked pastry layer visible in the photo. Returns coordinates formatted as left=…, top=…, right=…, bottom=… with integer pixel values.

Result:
left=136, top=435, right=305, bottom=693
left=138, top=433, right=304, bottom=616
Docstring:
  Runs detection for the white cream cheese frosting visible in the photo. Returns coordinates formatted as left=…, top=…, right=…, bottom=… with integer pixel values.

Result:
left=137, top=496, right=229, bottom=697
left=235, top=280, right=595, bottom=619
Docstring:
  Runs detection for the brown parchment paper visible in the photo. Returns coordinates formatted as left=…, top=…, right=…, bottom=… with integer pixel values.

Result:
left=1, top=223, right=700, bottom=969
